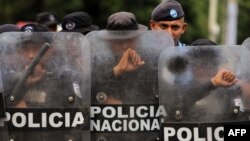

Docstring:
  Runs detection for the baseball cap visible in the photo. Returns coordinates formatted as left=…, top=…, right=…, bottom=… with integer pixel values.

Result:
left=36, top=12, right=58, bottom=26
left=61, top=12, right=99, bottom=35
left=0, top=24, right=20, bottom=34
left=151, top=0, right=185, bottom=21
left=21, top=23, right=50, bottom=32
left=20, top=24, right=52, bottom=45
left=100, top=11, right=147, bottom=39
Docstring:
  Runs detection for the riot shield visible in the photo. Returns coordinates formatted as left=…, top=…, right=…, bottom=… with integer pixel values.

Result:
left=242, top=37, right=250, bottom=50
left=0, top=68, right=9, bottom=141
left=87, top=30, right=174, bottom=141
left=159, top=45, right=250, bottom=140
left=0, top=32, right=91, bottom=141
left=240, top=38, right=250, bottom=114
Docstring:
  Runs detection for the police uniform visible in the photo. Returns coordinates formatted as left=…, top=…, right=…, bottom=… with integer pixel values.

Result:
left=93, top=54, right=159, bottom=104
left=91, top=12, right=161, bottom=105
left=89, top=12, right=171, bottom=141
left=162, top=46, right=247, bottom=122
left=1, top=31, right=87, bottom=141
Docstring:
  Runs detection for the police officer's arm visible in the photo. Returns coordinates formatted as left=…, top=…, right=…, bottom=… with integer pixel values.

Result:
left=113, top=48, right=145, bottom=77
left=185, top=69, right=237, bottom=104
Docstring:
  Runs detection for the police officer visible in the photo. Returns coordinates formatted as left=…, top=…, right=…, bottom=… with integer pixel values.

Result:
left=162, top=46, right=239, bottom=122
left=1, top=25, right=88, bottom=141
left=89, top=12, right=166, bottom=141
left=150, top=0, right=187, bottom=47
left=8, top=25, right=84, bottom=108
left=91, top=11, right=152, bottom=105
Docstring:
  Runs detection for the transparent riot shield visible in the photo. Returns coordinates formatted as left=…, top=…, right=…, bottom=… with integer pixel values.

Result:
left=241, top=38, right=250, bottom=114
left=0, top=69, right=9, bottom=141
left=159, top=45, right=250, bottom=140
left=0, top=32, right=90, bottom=141
left=242, top=37, right=250, bottom=50
left=0, top=118, right=9, bottom=141
left=87, top=30, right=174, bottom=141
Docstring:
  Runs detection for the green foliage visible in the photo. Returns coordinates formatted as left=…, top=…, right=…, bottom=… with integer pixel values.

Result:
left=0, top=0, right=85, bottom=23
left=84, top=0, right=160, bottom=29
left=179, top=0, right=210, bottom=44
left=0, top=0, right=249, bottom=44
left=42, top=0, right=84, bottom=19
left=238, top=0, right=250, bottom=44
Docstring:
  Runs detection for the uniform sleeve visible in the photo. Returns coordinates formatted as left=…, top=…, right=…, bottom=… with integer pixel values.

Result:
left=183, top=81, right=216, bottom=105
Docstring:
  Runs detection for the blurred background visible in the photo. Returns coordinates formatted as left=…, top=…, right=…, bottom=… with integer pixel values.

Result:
left=0, top=0, right=249, bottom=45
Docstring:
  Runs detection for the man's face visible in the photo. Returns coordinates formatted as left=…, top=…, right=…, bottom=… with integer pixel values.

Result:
left=18, top=42, right=54, bottom=84
left=19, top=42, right=53, bottom=68
left=150, top=18, right=187, bottom=45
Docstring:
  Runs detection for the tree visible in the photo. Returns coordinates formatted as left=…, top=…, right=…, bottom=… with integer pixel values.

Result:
left=238, top=0, right=250, bottom=44
left=0, top=0, right=249, bottom=44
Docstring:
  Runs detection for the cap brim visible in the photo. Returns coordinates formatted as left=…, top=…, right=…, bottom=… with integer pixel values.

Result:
left=61, top=25, right=99, bottom=34
left=99, top=24, right=148, bottom=40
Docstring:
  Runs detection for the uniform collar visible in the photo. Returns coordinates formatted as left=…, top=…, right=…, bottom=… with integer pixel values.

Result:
left=177, top=41, right=185, bottom=47
left=176, top=41, right=186, bottom=47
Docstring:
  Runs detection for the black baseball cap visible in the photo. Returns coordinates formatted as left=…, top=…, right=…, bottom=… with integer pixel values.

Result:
left=0, top=24, right=20, bottom=34
left=61, top=12, right=99, bottom=35
left=151, top=0, right=185, bottom=21
left=21, top=23, right=50, bottom=32
left=100, top=11, right=147, bottom=40
left=36, top=12, right=58, bottom=26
